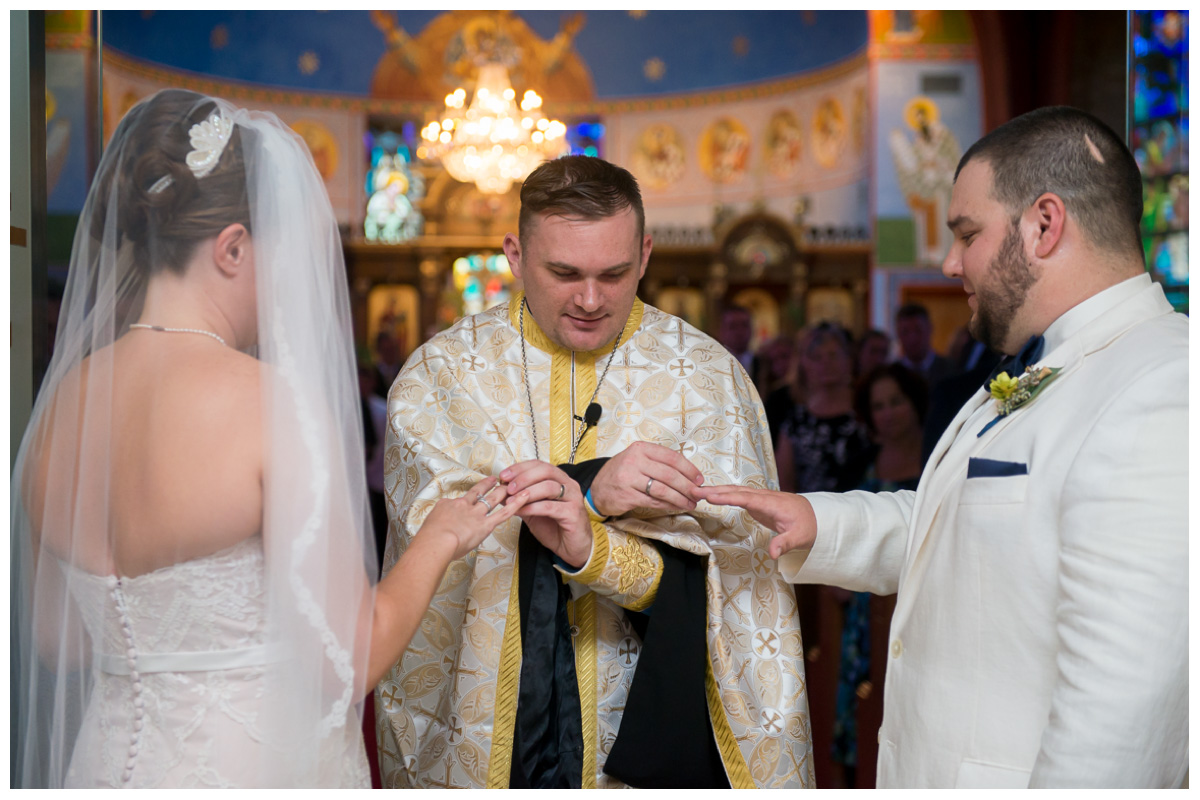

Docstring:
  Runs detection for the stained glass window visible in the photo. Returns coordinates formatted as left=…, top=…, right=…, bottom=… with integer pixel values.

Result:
left=364, top=126, right=425, bottom=243
left=1131, top=10, right=1188, bottom=312
left=438, top=254, right=516, bottom=328
left=565, top=120, right=605, bottom=158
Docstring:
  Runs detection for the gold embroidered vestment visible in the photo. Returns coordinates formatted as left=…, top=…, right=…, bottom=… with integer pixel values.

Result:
left=376, top=297, right=814, bottom=788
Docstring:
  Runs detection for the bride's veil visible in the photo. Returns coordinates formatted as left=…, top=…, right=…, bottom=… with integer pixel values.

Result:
left=11, top=90, right=375, bottom=787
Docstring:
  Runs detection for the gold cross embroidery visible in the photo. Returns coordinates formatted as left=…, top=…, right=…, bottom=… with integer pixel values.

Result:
left=724, top=406, right=749, bottom=426
left=616, top=347, right=655, bottom=394
left=410, top=347, right=438, bottom=378
left=675, top=388, right=706, bottom=439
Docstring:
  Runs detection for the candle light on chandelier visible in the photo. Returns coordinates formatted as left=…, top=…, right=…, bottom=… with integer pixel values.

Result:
left=419, top=63, right=569, bottom=194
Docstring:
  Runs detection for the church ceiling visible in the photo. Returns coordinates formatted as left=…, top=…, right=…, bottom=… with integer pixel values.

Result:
left=100, top=11, right=868, bottom=100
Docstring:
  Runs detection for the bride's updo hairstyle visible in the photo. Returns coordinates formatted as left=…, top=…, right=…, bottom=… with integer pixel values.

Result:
left=98, top=89, right=251, bottom=276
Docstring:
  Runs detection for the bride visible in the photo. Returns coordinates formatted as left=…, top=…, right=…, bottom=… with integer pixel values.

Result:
left=11, top=89, right=527, bottom=788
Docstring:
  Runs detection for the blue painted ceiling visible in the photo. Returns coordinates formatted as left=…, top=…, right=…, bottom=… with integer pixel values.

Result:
left=100, top=10, right=868, bottom=98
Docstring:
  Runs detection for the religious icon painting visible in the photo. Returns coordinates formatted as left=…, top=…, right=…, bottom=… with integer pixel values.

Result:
left=290, top=120, right=339, bottom=181
left=655, top=287, right=706, bottom=330
left=367, top=284, right=420, bottom=363
left=765, top=110, right=803, bottom=179
left=889, top=96, right=961, bottom=264
left=812, top=97, right=846, bottom=169
left=852, top=86, right=868, bottom=154
left=631, top=122, right=686, bottom=190
left=700, top=116, right=751, bottom=184
left=805, top=287, right=855, bottom=332
left=729, top=287, right=780, bottom=349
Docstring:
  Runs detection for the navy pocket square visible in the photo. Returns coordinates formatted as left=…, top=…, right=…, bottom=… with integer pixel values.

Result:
left=967, top=457, right=1029, bottom=478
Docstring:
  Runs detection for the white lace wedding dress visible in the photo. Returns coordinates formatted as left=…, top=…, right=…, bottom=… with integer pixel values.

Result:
left=61, top=537, right=371, bottom=788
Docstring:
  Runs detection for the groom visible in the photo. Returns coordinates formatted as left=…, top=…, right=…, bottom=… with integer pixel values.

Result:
left=700, top=107, right=1188, bottom=788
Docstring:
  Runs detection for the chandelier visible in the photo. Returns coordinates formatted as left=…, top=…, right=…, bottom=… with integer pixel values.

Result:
left=420, top=63, right=569, bottom=194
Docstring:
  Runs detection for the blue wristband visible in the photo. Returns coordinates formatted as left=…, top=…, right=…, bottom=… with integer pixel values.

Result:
left=585, top=487, right=608, bottom=521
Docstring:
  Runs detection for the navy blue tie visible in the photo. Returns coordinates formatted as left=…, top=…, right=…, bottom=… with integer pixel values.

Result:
left=988, top=334, right=1045, bottom=383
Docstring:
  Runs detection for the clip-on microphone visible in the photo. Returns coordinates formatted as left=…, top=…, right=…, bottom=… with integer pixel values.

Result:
left=583, top=402, right=602, bottom=429
left=574, top=403, right=603, bottom=429
left=569, top=403, right=604, bottom=465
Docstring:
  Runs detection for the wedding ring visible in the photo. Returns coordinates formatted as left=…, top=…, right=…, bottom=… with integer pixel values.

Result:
left=556, top=483, right=566, bottom=500
left=477, top=496, right=494, bottom=513
left=645, top=477, right=655, bottom=495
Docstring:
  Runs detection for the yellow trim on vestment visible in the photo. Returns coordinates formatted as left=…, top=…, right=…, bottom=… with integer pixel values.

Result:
left=574, top=591, right=598, bottom=788
left=706, top=649, right=754, bottom=788
left=554, top=344, right=598, bottom=787
left=549, top=346, right=575, bottom=465
left=487, top=545, right=524, bottom=788
left=508, top=292, right=645, bottom=359
left=569, top=521, right=611, bottom=585
left=584, top=500, right=608, bottom=524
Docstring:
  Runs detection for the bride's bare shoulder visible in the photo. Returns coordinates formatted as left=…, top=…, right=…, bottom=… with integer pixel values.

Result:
left=184, top=346, right=263, bottom=419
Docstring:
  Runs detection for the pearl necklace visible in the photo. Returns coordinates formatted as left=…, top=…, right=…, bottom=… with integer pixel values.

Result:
left=130, top=323, right=228, bottom=347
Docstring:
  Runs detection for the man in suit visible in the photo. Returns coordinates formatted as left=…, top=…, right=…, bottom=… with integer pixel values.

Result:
left=717, top=304, right=761, bottom=384
left=894, top=303, right=954, bottom=388
left=697, top=107, right=1188, bottom=788
left=919, top=329, right=1002, bottom=465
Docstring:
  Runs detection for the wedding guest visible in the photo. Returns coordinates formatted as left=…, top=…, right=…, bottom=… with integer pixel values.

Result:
left=776, top=323, right=873, bottom=496
left=359, top=361, right=390, bottom=571
left=895, top=303, right=953, bottom=387
left=757, top=332, right=798, bottom=443
left=855, top=328, right=892, bottom=379
left=718, top=303, right=759, bottom=378
left=830, top=363, right=928, bottom=788
left=373, top=330, right=404, bottom=392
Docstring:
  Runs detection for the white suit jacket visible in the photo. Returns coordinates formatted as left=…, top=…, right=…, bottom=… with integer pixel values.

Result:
left=780, top=276, right=1188, bottom=788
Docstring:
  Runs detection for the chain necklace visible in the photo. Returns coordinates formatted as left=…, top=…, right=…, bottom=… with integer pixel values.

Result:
left=519, top=298, right=621, bottom=464
left=130, top=323, right=228, bottom=347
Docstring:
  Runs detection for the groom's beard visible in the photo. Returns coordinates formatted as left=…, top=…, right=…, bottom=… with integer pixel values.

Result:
left=970, top=223, right=1038, bottom=353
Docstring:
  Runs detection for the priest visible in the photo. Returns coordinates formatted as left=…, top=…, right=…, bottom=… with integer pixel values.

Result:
left=376, top=156, right=813, bottom=789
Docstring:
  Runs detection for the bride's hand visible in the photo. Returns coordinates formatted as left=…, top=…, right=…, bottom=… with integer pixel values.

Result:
left=416, top=477, right=528, bottom=561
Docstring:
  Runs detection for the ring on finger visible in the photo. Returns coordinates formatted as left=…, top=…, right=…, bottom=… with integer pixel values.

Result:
left=477, top=496, right=494, bottom=513
left=556, top=483, right=566, bottom=500
left=645, top=477, right=655, bottom=495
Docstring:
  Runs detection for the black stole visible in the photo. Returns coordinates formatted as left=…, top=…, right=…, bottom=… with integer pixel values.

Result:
left=508, top=458, right=729, bottom=789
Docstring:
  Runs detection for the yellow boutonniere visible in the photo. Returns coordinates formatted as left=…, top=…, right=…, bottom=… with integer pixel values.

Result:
left=979, top=364, right=1062, bottom=437
left=989, top=372, right=1021, bottom=403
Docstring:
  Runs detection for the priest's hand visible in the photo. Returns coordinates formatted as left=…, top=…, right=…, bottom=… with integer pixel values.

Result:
left=590, top=441, right=705, bottom=517
left=499, top=461, right=594, bottom=569
left=694, top=485, right=817, bottom=559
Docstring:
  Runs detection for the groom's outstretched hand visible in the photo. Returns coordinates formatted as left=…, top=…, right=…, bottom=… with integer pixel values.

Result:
left=694, top=485, right=818, bottom=559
